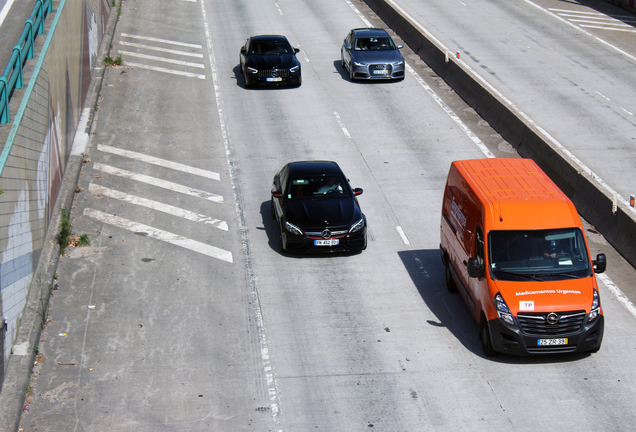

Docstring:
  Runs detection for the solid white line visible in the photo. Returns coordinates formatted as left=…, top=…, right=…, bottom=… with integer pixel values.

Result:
left=345, top=0, right=373, bottom=27
left=597, top=273, right=636, bottom=319
left=124, top=62, right=206, bottom=79
left=119, top=51, right=205, bottom=68
left=0, top=0, right=16, bottom=26
left=396, top=226, right=410, bottom=245
left=98, top=144, right=220, bottom=180
left=569, top=19, right=632, bottom=27
left=121, top=33, right=202, bottom=49
left=201, top=0, right=282, bottom=426
left=119, top=41, right=204, bottom=58
left=89, top=184, right=228, bottom=231
left=93, top=163, right=223, bottom=203
left=406, top=64, right=494, bottom=158
left=333, top=111, right=351, bottom=138
left=83, top=208, right=233, bottom=263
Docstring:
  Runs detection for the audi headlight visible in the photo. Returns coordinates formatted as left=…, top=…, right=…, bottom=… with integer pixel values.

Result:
left=247, top=67, right=258, bottom=74
left=354, top=61, right=366, bottom=67
left=349, top=218, right=364, bottom=234
left=285, top=222, right=303, bottom=236
left=494, top=293, right=515, bottom=326
left=588, top=288, right=601, bottom=323
left=394, top=60, right=403, bottom=66
left=289, top=65, right=299, bottom=73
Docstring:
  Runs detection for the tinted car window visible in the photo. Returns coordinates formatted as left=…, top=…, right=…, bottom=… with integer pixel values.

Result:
left=288, top=175, right=350, bottom=199
left=355, top=37, right=396, bottom=51
left=249, top=39, right=292, bottom=55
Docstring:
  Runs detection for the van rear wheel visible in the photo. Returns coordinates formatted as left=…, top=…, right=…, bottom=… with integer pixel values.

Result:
left=445, top=265, right=458, bottom=293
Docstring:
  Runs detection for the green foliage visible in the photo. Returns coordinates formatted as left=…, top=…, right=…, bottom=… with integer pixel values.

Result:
left=57, top=208, right=71, bottom=255
left=104, top=53, right=122, bottom=66
left=78, top=234, right=91, bottom=246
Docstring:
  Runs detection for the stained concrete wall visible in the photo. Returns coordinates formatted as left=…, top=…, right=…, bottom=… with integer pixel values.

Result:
left=0, top=0, right=112, bottom=385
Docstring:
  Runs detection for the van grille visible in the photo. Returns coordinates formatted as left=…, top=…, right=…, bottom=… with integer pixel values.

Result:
left=517, top=311, right=586, bottom=336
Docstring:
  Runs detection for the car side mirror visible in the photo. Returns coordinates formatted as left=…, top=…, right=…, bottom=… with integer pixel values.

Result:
left=272, top=190, right=283, bottom=198
left=240, top=46, right=246, bottom=55
left=294, top=47, right=300, bottom=54
left=397, top=44, right=404, bottom=49
left=467, top=258, right=484, bottom=278
left=353, top=188, right=363, bottom=196
left=593, top=253, right=606, bottom=274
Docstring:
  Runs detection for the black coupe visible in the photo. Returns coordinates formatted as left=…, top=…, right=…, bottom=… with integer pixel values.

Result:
left=239, top=35, right=302, bottom=88
left=271, top=161, right=367, bottom=253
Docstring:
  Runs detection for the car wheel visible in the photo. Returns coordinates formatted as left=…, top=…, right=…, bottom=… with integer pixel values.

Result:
left=445, top=265, right=458, bottom=293
left=244, top=74, right=251, bottom=88
left=294, top=75, right=302, bottom=87
left=270, top=199, right=276, bottom=219
left=480, top=320, right=497, bottom=357
left=278, top=223, right=286, bottom=253
left=341, top=51, right=347, bottom=69
left=349, top=64, right=355, bottom=82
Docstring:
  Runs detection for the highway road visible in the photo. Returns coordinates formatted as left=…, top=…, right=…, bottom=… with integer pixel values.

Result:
left=16, top=0, right=636, bottom=431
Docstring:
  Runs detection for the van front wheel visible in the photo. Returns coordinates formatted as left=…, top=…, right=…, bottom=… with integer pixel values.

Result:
left=480, top=321, right=497, bottom=357
left=445, top=265, right=458, bottom=293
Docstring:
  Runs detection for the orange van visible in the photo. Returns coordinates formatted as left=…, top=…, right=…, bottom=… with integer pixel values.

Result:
left=439, top=158, right=606, bottom=356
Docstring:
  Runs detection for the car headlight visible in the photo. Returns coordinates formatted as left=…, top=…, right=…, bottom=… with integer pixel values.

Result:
left=349, top=218, right=365, bottom=234
left=588, top=288, right=601, bottom=323
left=394, top=60, right=404, bottom=66
left=285, top=221, right=303, bottom=236
left=247, top=67, right=258, bottom=74
left=289, top=65, right=299, bottom=73
left=494, top=293, right=515, bottom=326
left=354, top=61, right=366, bottom=67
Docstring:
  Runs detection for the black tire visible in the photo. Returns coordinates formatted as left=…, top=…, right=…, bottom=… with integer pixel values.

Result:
left=349, top=64, right=355, bottom=82
left=294, top=75, right=302, bottom=87
left=278, top=223, right=286, bottom=253
left=480, top=320, right=497, bottom=357
left=341, top=51, right=347, bottom=69
left=445, top=264, right=458, bottom=293
left=270, top=199, right=276, bottom=219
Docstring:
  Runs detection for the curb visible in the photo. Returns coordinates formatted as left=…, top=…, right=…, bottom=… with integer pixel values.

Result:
left=0, top=6, right=119, bottom=432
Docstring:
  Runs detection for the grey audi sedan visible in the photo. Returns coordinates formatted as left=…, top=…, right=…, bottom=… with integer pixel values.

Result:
left=341, top=28, right=404, bottom=81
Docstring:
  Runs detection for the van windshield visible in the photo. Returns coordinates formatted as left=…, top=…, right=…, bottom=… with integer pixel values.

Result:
left=488, top=228, right=592, bottom=281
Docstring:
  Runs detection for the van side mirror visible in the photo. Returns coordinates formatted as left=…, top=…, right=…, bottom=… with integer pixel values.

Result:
left=593, top=253, right=606, bottom=274
left=467, top=258, right=484, bottom=278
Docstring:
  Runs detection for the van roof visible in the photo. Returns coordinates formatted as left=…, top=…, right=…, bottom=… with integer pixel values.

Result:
left=454, top=158, right=580, bottom=230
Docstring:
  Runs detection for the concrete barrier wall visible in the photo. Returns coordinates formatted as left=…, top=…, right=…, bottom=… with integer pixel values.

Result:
left=362, top=0, right=636, bottom=269
left=0, top=0, right=112, bottom=384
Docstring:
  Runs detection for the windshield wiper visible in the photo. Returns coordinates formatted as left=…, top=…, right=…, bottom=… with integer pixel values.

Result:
left=494, top=270, right=547, bottom=281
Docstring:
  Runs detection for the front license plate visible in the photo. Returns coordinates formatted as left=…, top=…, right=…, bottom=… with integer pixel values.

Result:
left=373, top=69, right=388, bottom=74
left=266, top=77, right=283, bottom=82
left=537, top=338, right=568, bottom=346
left=314, top=239, right=339, bottom=246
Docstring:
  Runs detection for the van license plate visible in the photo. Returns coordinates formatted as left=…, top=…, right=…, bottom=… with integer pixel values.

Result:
left=315, top=239, right=339, bottom=246
left=537, top=338, right=568, bottom=346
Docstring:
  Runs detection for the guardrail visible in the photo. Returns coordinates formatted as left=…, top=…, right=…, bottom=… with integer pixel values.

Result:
left=0, top=0, right=53, bottom=124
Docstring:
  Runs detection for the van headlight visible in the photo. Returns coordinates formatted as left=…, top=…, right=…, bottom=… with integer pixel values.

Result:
left=349, top=218, right=365, bottom=234
left=588, top=288, right=601, bottom=323
left=494, top=293, right=515, bottom=326
left=285, top=222, right=303, bottom=236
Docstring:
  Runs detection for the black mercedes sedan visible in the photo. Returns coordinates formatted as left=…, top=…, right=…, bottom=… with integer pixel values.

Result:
left=341, top=28, right=405, bottom=81
left=271, top=161, right=367, bottom=253
left=239, top=35, right=302, bottom=88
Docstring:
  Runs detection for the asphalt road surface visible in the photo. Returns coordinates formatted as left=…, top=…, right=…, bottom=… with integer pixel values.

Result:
left=17, top=0, right=636, bottom=431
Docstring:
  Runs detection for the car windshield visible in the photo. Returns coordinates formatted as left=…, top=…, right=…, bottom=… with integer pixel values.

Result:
left=250, top=40, right=291, bottom=55
left=287, top=176, right=350, bottom=199
left=354, top=37, right=396, bottom=51
left=488, top=228, right=592, bottom=281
